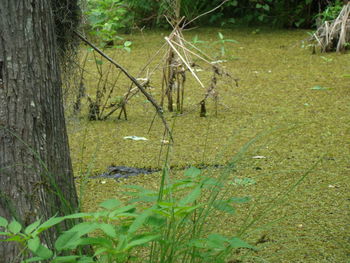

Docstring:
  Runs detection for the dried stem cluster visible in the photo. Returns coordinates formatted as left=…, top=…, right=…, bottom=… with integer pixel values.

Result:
left=312, top=3, right=350, bottom=52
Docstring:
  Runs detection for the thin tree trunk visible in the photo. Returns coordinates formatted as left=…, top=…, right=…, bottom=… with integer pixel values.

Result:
left=0, top=1, right=79, bottom=261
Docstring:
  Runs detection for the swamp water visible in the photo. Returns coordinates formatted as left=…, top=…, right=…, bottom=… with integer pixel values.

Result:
left=68, top=28, right=350, bottom=262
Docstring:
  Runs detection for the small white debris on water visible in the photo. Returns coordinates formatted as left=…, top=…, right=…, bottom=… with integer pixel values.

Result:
left=123, top=136, right=148, bottom=141
left=328, top=184, right=339, bottom=188
left=136, top=78, right=148, bottom=82
left=211, top=60, right=227, bottom=64
left=252, top=156, right=266, bottom=159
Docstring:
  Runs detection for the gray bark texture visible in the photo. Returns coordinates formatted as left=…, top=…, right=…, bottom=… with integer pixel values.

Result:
left=0, top=1, right=79, bottom=262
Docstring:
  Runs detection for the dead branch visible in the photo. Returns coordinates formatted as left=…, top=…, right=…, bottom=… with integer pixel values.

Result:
left=74, top=31, right=173, bottom=140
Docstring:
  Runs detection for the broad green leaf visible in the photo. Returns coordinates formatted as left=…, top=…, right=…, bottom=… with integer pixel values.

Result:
left=63, top=213, right=92, bottom=219
left=213, top=200, right=235, bottom=214
left=117, top=234, right=129, bottom=249
left=174, top=204, right=202, bottom=216
left=207, top=234, right=228, bottom=250
left=55, top=231, right=81, bottom=251
left=98, top=223, right=117, bottom=238
left=99, top=199, right=121, bottom=210
left=28, top=236, right=40, bottom=252
left=25, top=220, right=41, bottom=235
left=33, top=244, right=53, bottom=259
left=108, top=204, right=137, bottom=217
left=229, top=237, right=255, bottom=249
left=188, top=238, right=207, bottom=248
left=0, top=217, right=8, bottom=227
left=93, top=247, right=108, bottom=257
left=263, top=4, right=270, bottom=11
left=4, top=235, right=23, bottom=242
left=231, top=0, right=238, bottom=6
left=37, top=216, right=64, bottom=233
left=163, top=181, right=190, bottom=193
left=179, top=186, right=201, bottom=205
left=145, top=215, right=166, bottom=228
left=184, top=167, right=201, bottom=178
left=66, top=222, right=98, bottom=236
left=125, top=234, right=160, bottom=250
left=79, top=237, right=113, bottom=248
left=157, top=201, right=175, bottom=208
left=8, top=220, right=22, bottom=234
left=52, top=256, right=79, bottom=263
left=128, top=209, right=152, bottom=234
left=124, top=41, right=132, bottom=47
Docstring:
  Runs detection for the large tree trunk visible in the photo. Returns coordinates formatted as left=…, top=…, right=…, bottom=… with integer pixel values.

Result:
left=0, top=1, right=79, bottom=261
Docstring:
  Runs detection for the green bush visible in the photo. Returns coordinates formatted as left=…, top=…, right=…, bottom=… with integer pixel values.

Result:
left=85, top=0, right=135, bottom=46
left=314, top=0, right=343, bottom=24
left=83, top=0, right=345, bottom=32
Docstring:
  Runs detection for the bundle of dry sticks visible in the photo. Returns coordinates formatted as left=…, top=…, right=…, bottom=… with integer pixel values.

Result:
left=312, top=2, right=350, bottom=52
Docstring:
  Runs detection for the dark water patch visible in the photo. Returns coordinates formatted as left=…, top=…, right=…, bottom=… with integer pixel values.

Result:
left=91, top=166, right=159, bottom=181
left=91, top=163, right=227, bottom=182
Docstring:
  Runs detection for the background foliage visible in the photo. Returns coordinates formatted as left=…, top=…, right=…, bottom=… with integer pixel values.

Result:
left=84, top=0, right=345, bottom=34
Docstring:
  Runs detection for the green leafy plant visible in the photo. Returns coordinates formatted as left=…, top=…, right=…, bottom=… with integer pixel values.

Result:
left=85, top=0, right=134, bottom=48
left=213, top=32, right=238, bottom=57
left=0, top=203, right=159, bottom=262
left=315, top=0, right=343, bottom=24
left=191, top=35, right=207, bottom=45
left=255, top=2, right=271, bottom=22
left=320, top=56, right=333, bottom=63
left=1, top=164, right=254, bottom=263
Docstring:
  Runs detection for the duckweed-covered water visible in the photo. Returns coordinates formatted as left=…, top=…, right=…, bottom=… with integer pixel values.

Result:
left=68, top=27, right=350, bottom=262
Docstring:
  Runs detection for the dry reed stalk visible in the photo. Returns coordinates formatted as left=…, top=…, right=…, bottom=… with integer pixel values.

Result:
left=162, top=18, right=191, bottom=113
left=312, top=3, right=350, bottom=52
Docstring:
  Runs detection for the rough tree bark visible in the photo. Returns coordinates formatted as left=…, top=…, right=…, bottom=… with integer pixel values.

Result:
left=0, top=1, right=79, bottom=261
